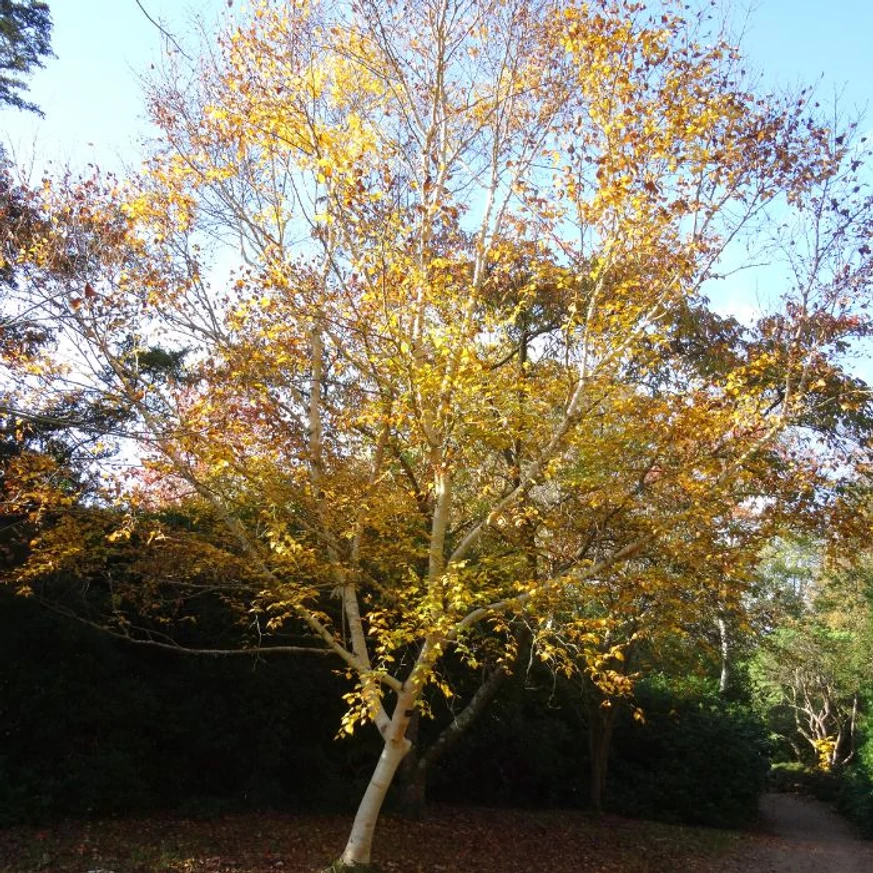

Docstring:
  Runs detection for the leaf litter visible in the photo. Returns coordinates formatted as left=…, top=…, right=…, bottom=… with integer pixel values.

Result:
left=0, top=806, right=741, bottom=873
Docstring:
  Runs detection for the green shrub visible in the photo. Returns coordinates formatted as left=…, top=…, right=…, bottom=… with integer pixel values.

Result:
left=833, top=767, right=873, bottom=836
left=0, top=590, right=368, bottom=824
left=767, top=761, right=840, bottom=800
left=430, top=688, right=585, bottom=807
left=607, top=676, right=770, bottom=827
left=832, top=727, right=873, bottom=837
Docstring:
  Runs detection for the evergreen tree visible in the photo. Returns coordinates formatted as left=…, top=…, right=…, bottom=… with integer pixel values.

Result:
left=0, top=0, right=52, bottom=114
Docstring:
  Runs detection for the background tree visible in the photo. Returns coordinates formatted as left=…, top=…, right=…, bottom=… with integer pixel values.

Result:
left=752, top=535, right=873, bottom=772
left=0, top=0, right=52, bottom=114
left=754, top=620, right=862, bottom=769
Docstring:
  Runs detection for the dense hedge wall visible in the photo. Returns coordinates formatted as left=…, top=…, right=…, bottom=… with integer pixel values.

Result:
left=1, top=593, right=771, bottom=828
left=431, top=673, right=770, bottom=827
left=607, top=676, right=770, bottom=827
left=0, top=591, right=380, bottom=824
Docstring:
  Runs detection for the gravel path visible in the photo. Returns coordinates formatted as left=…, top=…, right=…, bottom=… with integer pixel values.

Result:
left=717, top=793, right=873, bottom=872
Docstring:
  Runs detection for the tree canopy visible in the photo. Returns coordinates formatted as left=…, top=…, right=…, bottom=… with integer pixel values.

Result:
left=3, top=0, right=872, bottom=867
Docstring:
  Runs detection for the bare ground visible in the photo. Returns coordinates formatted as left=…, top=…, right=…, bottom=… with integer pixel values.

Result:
left=713, top=792, right=873, bottom=873
left=0, top=794, right=869, bottom=872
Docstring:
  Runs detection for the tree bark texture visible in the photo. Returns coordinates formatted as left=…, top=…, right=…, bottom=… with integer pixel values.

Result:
left=588, top=699, right=617, bottom=811
left=339, top=735, right=411, bottom=867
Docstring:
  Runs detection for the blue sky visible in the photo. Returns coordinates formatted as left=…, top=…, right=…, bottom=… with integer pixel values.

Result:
left=1, top=0, right=869, bottom=173
left=1, top=0, right=870, bottom=355
left=741, top=0, right=870, bottom=110
left=0, top=0, right=229, bottom=171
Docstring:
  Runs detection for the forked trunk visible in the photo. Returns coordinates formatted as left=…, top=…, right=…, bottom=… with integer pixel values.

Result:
left=394, top=633, right=529, bottom=818
left=338, top=736, right=411, bottom=867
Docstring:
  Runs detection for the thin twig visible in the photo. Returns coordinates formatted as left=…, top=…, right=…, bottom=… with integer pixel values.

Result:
left=134, top=0, right=193, bottom=61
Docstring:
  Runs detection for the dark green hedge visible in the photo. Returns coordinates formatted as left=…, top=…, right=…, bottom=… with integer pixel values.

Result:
left=429, top=673, right=770, bottom=828
left=606, top=676, right=771, bottom=827
left=0, top=590, right=379, bottom=824
left=0, top=592, right=772, bottom=828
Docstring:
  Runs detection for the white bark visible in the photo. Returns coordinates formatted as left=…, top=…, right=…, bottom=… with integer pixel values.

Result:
left=339, top=738, right=410, bottom=866
left=717, top=614, right=730, bottom=694
left=339, top=697, right=415, bottom=867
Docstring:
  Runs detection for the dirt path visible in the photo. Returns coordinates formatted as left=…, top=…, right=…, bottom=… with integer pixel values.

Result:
left=717, top=793, right=873, bottom=872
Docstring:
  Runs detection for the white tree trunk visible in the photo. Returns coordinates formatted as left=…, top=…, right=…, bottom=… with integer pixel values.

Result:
left=717, top=614, right=730, bottom=694
left=339, top=736, right=411, bottom=867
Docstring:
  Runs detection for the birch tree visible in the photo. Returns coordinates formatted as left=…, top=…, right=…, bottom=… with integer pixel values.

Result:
left=4, top=0, right=873, bottom=867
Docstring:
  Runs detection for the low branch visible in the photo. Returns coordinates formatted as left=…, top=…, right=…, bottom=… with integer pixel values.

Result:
left=421, top=628, right=532, bottom=772
left=29, top=597, right=333, bottom=657
left=109, top=636, right=333, bottom=657
left=419, top=665, right=507, bottom=772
